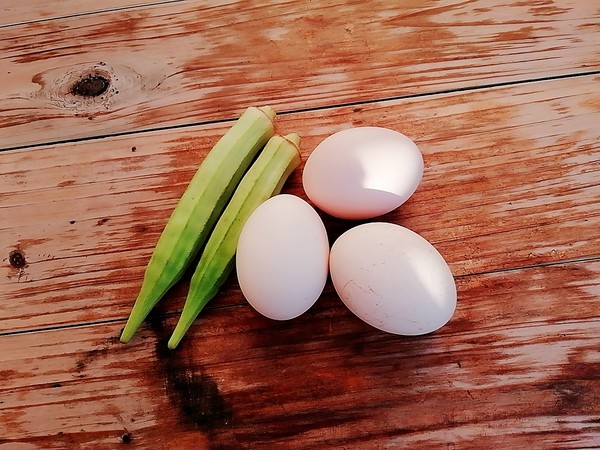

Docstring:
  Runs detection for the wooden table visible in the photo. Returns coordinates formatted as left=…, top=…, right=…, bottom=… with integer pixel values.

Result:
left=1, top=1, right=599, bottom=448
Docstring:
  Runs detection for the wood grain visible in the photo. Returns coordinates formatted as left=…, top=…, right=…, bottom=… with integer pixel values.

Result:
left=2, top=75, right=599, bottom=335
left=3, top=1, right=600, bottom=447
left=0, top=0, right=183, bottom=27
left=1, top=259, right=599, bottom=448
left=2, top=0, right=600, bottom=149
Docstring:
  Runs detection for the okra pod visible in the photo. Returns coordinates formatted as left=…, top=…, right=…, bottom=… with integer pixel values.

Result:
left=120, top=106, right=276, bottom=343
left=167, top=133, right=302, bottom=349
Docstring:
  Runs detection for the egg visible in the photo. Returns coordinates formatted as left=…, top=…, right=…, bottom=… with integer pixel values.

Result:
left=236, top=194, right=329, bottom=320
left=329, top=222, right=456, bottom=335
left=302, top=126, right=424, bottom=220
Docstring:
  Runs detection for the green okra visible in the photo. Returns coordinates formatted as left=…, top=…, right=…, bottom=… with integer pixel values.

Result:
left=167, top=133, right=302, bottom=349
left=120, top=106, right=276, bottom=343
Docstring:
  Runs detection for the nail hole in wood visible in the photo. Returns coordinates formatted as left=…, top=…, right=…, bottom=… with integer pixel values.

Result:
left=71, top=74, right=110, bottom=97
left=9, top=250, right=26, bottom=268
left=121, top=433, right=132, bottom=444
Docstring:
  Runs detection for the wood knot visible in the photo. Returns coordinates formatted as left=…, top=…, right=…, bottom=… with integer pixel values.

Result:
left=71, top=74, right=110, bottom=97
left=9, top=250, right=26, bottom=268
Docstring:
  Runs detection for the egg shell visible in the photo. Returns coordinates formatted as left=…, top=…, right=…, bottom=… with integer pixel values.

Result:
left=236, top=194, right=329, bottom=320
left=329, top=222, right=456, bottom=335
left=302, top=127, right=424, bottom=220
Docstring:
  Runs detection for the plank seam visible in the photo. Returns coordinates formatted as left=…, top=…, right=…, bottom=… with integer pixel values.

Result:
left=2, top=70, right=600, bottom=153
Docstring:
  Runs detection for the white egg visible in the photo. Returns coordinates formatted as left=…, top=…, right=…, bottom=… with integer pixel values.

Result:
left=236, top=194, right=329, bottom=320
left=329, top=222, right=456, bottom=335
left=302, top=127, right=424, bottom=220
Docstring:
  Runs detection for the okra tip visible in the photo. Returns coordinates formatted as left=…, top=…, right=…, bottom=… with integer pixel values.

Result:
left=119, top=320, right=138, bottom=344
left=168, top=300, right=208, bottom=349
left=167, top=327, right=187, bottom=350
left=258, top=106, right=276, bottom=120
left=120, top=294, right=157, bottom=343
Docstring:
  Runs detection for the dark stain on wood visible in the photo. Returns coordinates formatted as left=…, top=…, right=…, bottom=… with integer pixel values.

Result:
left=57, top=179, right=76, bottom=188
left=96, top=217, right=110, bottom=226
left=74, top=339, right=114, bottom=373
left=548, top=380, right=588, bottom=412
left=70, top=74, right=110, bottom=97
left=147, top=309, right=233, bottom=433
left=131, top=223, right=149, bottom=234
left=167, top=372, right=232, bottom=430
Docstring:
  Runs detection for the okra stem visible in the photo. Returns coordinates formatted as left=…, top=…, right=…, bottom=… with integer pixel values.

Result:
left=120, top=106, right=276, bottom=343
left=167, top=133, right=302, bottom=349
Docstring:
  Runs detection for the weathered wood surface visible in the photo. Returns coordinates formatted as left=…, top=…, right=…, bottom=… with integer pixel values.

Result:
left=1, top=0, right=600, bottom=448
left=1, top=260, right=599, bottom=449
left=2, top=75, right=599, bottom=335
left=2, top=0, right=600, bottom=149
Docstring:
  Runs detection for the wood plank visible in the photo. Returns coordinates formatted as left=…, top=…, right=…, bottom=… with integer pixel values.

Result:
left=1, top=259, right=599, bottom=448
left=0, top=0, right=183, bottom=27
left=1, top=75, right=599, bottom=334
left=2, top=0, right=600, bottom=149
